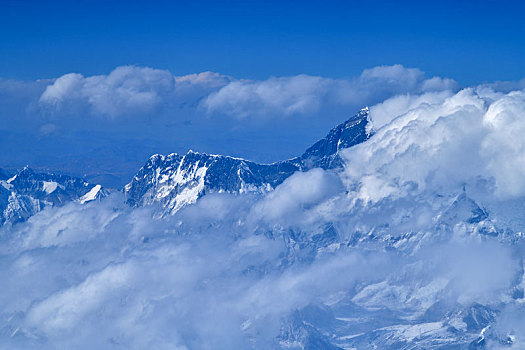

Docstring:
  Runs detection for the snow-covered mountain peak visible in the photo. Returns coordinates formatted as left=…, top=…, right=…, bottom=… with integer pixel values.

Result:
left=0, top=167, right=107, bottom=226
left=125, top=108, right=373, bottom=215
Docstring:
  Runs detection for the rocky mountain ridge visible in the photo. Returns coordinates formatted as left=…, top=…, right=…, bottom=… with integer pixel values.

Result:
left=124, top=107, right=372, bottom=215
left=0, top=166, right=106, bottom=226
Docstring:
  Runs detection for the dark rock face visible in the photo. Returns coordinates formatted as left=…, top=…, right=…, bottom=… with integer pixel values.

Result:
left=297, top=108, right=371, bottom=169
left=0, top=167, right=106, bottom=226
left=124, top=108, right=372, bottom=214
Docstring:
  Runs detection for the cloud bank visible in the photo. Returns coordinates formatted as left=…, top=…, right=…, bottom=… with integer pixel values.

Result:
left=202, top=65, right=458, bottom=119
left=0, top=191, right=521, bottom=349
left=344, top=88, right=525, bottom=204
left=39, top=66, right=175, bottom=118
left=35, top=64, right=457, bottom=120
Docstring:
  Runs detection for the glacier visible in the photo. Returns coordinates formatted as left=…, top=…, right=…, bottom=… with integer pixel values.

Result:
left=0, top=88, right=524, bottom=349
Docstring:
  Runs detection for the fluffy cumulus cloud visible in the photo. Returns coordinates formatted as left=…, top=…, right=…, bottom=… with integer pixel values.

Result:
left=482, top=91, right=525, bottom=196
left=368, top=90, right=454, bottom=130
left=37, top=67, right=233, bottom=119
left=248, top=169, right=343, bottom=226
left=201, top=75, right=333, bottom=118
left=357, top=64, right=457, bottom=94
left=39, top=66, right=176, bottom=118
left=202, top=65, right=458, bottom=119
left=344, top=88, right=525, bottom=204
left=34, top=64, right=458, bottom=120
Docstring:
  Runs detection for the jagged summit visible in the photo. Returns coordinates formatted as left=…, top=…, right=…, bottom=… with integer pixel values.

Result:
left=125, top=107, right=372, bottom=215
left=297, top=107, right=370, bottom=169
left=0, top=166, right=107, bottom=226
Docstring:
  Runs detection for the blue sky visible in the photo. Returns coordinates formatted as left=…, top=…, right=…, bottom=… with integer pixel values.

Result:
left=1, top=0, right=523, bottom=84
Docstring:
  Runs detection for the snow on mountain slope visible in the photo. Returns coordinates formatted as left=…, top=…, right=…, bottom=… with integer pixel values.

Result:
left=124, top=107, right=371, bottom=215
left=0, top=167, right=107, bottom=226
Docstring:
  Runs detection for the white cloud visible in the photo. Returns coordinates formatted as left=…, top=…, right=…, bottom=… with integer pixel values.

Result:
left=39, top=66, right=176, bottom=118
left=202, top=64, right=458, bottom=119
left=481, top=91, right=525, bottom=197
left=202, top=75, right=332, bottom=118
left=248, top=168, right=343, bottom=226
left=174, top=71, right=231, bottom=87
left=39, top=64, right=457, bottom=121
left=369, top=90, right=454, bottom=130
left=342, top=87, right=525, bottom=205
left=37, top=67, right=234, bottom=119
left=421, top=76, right=458, bottom=91
left=32, top=64, right=459, bottom=127
left=1, top=184, right=521, bottom=348
left=358, top=64, right=424, bottom=91
left=26, top=262, right=134, bottom=332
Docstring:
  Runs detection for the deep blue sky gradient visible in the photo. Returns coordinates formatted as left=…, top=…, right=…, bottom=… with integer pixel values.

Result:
left=1, top=0, right=523, bottom=84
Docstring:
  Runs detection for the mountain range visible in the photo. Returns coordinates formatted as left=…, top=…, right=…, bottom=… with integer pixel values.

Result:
left=124, top=107, right=372, bottom=215
left=1, top=107, right=372, bottom=225
left=0, top=108, right=372, bottom=225
left=0, top=166, right=107, bottom=226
